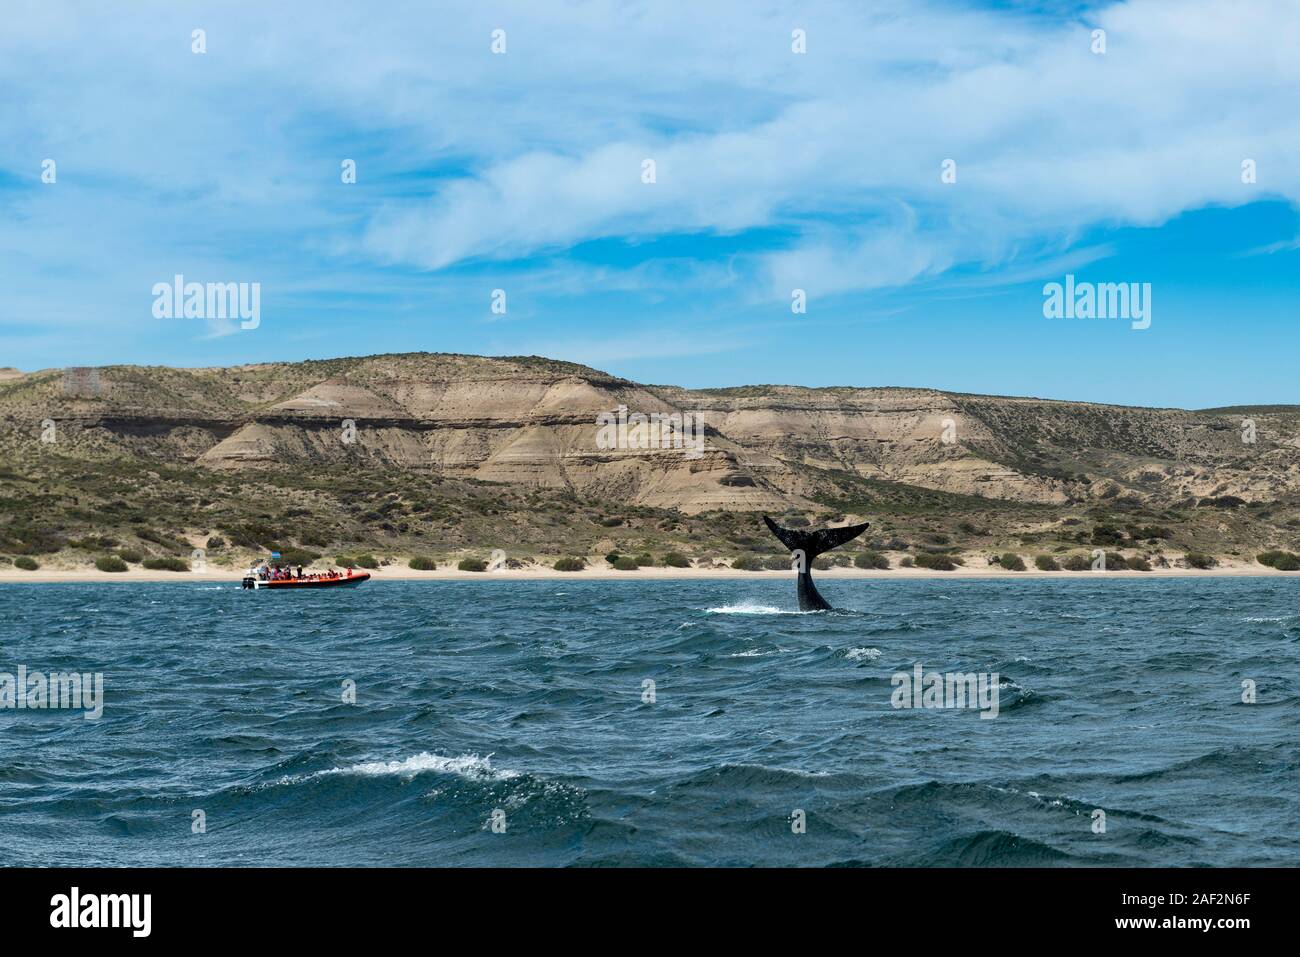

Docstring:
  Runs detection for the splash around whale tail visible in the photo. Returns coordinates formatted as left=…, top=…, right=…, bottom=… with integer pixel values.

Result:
left=762, top=516, right=870, bottom=562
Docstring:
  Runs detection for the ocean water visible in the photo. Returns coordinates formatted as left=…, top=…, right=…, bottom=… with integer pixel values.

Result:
left=0, top=578, right=1296, bottom=867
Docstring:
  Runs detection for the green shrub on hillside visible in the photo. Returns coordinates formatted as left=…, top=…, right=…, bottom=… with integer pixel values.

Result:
left=4, top=525, right=64, bottom=555
left=612, top=556, right=639, bottom=570
left=276, top=548, right=320, bottom=567
left=137, top=529, right=185, bottom=552
left=553, top=557, right=586, bottom=572
left=96, top=556, right=129, bottom=573
left=143, top=557, right=190, bottom=572
left=1257, top=550, right=1300, bottom=570
left=408, top=556, right=437, bottom=570
left=854, top=551, right=890, bottom=569
left=1184, top=553, right=1217, bottom=569
left=1062, top=554, right=1092, bottom=571
left=14, top=556, right=39, bottom=571
left=999, top=553, right=1026, bottom=571
left=1090, top=524, right=1125, bottom=546
left=731, top=555, right=765, bottom=571
left=661, top=552, right=690, bottom=568
left=118, top=549, right=144, bottom=564
left=1034, top=554, right=1059, bottom=571
left=913, top=553, right=957, bottom=571
left=457, top=558, right=487, bottom=572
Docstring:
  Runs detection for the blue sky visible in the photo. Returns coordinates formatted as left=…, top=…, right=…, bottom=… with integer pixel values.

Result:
left=1, top=0, right=1298, bottom=408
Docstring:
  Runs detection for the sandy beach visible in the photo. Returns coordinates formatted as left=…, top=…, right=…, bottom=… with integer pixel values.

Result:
left=0, top=560, right=1286, bottom=584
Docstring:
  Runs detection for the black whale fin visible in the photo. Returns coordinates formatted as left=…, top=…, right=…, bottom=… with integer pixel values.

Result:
left=762, top=516, right=870, bottom=561
left=762, top=515, right=870, bottom=611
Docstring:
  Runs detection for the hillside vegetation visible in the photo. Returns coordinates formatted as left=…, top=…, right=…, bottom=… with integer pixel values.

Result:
left=3, top=353, right=1298, bottom=572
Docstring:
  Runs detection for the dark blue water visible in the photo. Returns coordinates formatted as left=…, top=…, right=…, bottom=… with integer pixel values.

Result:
left=0, top=578, right=1296, bottom=866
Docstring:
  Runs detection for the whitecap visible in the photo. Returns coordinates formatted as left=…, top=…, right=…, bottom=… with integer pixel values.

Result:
left=1026, top=790, right=1068, bottom=808
left=311, top=752, right=518, bottom=783
left=846, top=647, right=882, bottom=661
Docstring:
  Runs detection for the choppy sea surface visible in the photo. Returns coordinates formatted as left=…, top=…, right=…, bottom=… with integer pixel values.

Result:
left=0, top=578, right=1296, bottom=867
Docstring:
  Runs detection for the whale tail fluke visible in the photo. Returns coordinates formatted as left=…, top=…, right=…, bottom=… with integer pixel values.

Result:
left=762, top=515, right=870, bottom=611
left=762, top=515, right=870, bottom=562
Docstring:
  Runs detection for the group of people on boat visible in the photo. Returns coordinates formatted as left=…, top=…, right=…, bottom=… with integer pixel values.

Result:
left=250, top=561, right=352, bottom=583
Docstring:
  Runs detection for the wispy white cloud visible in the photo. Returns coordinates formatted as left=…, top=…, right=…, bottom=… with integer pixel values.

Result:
left=0, top=0, right=1297, bottom=367
left=1238, top=235, right=1300, bottom=257
left=347, top=0, right=1300, bottom=291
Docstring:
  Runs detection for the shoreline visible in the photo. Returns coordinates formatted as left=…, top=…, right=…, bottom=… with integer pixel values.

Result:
left=0, top=563, right=1287, bottom=583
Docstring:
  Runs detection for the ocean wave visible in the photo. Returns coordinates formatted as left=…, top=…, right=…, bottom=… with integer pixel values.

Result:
left=845, top=647, right=882, bottom=661
left=1111, top=744, right=1295, bottom=783
left=300, top=752, right=519, bottom=784
left=671, top=763, right=841, bottom=793
left=995, top=678, right=1040, bottom=710
left=928, top=829, right=1075, bottom=866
